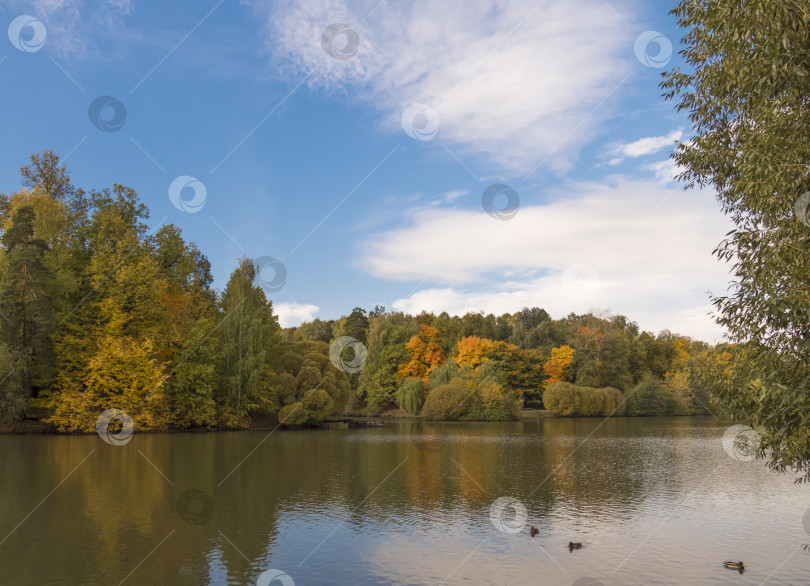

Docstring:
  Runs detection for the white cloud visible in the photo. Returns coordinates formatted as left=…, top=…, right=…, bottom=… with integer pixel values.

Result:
left=645, top=158, right=687, bottom=183
left=436, top=189, right=467, bottom=204
left=250, top=0, right=636, bottom=173
left=7, top=0, right=134, bottom=58
left=274, top=302, right=320, bottom=327
left=607, top=129, right=683, bottom=165
left=359, top=177, right=732, bottom=341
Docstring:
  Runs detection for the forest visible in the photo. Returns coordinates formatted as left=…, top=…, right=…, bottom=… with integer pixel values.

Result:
left=0, top=151, right=733, bottom=431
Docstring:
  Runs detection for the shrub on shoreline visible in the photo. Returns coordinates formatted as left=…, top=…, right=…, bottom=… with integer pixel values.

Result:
left=543, top=382, right=626, bottom=417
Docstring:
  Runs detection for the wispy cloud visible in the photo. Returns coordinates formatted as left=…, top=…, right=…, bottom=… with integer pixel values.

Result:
left=7, top=0, right=135, bottom=58
left=644, top=158, right=686, bottom=183
left=248, top=0, right=636, bottom=173
left=607, top=129, right=683, bottom=165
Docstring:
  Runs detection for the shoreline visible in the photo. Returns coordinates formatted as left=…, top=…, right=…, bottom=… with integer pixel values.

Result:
left=0, top=408, right=711, bottom=436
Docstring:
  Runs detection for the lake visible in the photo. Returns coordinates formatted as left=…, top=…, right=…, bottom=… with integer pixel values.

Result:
left=0, top=417, right=807, bottom=585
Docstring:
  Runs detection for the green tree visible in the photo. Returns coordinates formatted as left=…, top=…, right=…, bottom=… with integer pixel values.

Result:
left=508, top=307, right=550, bottom=347
left=395, top=378, right=424, bottom=414
left=334, top=307, right=370, bottom=344
left=663, top=0, right=810, bottom=479
left=357, top=311, right=416, bottom=414
left=624, top=374, right=687, bottom=417
left=543, top=382, right=626, bottom=417
left=0, top=206, right=55, bottom=401
left=269, top=340, right=350, bottom=423
left=292, top=318, right=335, bottom=343
left=0, top=342, right=29, bottom=422
left=219, top=258, right=280, bottom=426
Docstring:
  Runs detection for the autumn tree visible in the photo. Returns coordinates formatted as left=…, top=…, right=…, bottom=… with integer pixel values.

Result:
left=49, top=337, right=169, bottom=432
left=543, top=345, right=575, bottom=388
left=455, top=335, right=514, bottom=369
left=398, top=324, right=446, bottom=384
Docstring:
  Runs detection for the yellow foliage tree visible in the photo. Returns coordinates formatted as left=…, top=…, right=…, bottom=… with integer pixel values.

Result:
left=48, top=336, right=169, bottom=432
left=398, top=324, right=446, bottom=384
left=542, top=344, right=575, bottom=388
left=455, top=335, right=516, bottom=369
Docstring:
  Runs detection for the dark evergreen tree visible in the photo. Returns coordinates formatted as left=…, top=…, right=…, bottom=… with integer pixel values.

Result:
left=0, top=206, right=55, bottom=400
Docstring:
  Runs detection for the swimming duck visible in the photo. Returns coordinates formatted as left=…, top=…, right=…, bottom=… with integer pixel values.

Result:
left=568, top=542, right=582, bottom=550
left=722, top=561, right=744, bottom=572
left=529, top=526, right=539, bottom=537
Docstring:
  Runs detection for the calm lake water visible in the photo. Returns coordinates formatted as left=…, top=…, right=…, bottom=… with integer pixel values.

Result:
left=0, top=417, right=807, bottom=585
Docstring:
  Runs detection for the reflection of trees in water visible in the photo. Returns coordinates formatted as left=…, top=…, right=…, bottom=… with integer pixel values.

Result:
left=0, top=418, right=722, bottom=583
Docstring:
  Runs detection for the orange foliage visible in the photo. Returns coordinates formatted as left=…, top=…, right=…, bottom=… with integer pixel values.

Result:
left=542, top=344, right=575, bottom=388
left=455, top=335, right=516, bottom=369
left=398, top=324, right=446, bottom=384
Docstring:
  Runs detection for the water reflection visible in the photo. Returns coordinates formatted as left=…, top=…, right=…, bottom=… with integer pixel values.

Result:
left=0, top=418, right=807, bottom=585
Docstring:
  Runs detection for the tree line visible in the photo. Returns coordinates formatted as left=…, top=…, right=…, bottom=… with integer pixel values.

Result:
left=291, top=304, right=729, bottom=420
left=0, top=152, right=733, bottom=430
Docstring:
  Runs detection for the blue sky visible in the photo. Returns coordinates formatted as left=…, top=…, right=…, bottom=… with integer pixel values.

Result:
left=0, top=0, right=731, bottom=341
